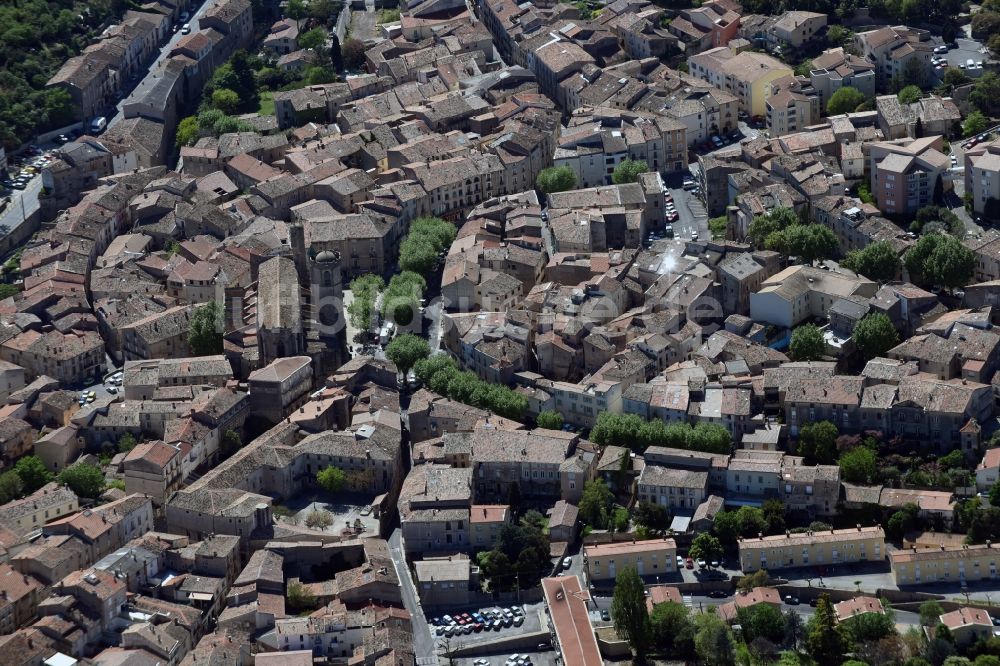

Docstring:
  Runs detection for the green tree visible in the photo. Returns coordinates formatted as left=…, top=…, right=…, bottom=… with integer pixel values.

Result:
left=886, top=503, right=920, bottom=542
left=827, top=24, right=850, bottom=45
left=964, top=110, right=989, bottom=138
left=737, top=603, right=786, bottom=644
left=827, top=87, right=866, bottom=115
left=347, top=274, right=384, bottom=333
left=633, top=501, right=670, bottom=533
left=689, top=533, right=723, bottom=562
left=58, top=463, right=105, bottom=498
left=286, top=0, right=308, bottom=22
left=612, top=566, right=651, bottom=659
left=919, top=600, right=944, bottom=626
left=536, top=166, right=577, bottom=194
left=329, top=34, right=343, bottom=71
left=579, top=479, right=614, bottom=529
left=853, top=313, right=900, bottom=360
left=650, top=601, right=695, bottom=658
left=969, top=72, right=1000, bottom=115
left=0, top=470, right=24, bottom=504
left=188, top=301, right=224, bottom=356
left=612, top=159, right=649, bottom=185
left=342, top=38, right=366, bottom=70
left=298, top=27, right=328, bottom=50
left=536, top=410, right=563, bottom=430
left=904, top=233, right=974, bottom=290
left=316, top=466, right=347, bottom=492
left=399, top=217, right=455, bottom=274
left=117, top=433, right=137, bottom=453
left=176, top=116, right=199, bottom=147
left=941, top=67, right=971, bottom=92
left=785, top=224, right=839, bottom=263
left=693, top=610, right=735, bottom=666
left=839, top=446, right=877, bottom=484
left=14, top=455, right=53, bottom=493
left=211, top=88, right=240, bottom=114
left=842, top=241, right=902, bottom=282
left=221, top=429, right=241, bottom=457
left=708, top=215, right=728, bottom=239
left=385, top=334, right=430, bottom=376
left=806, top=594, right=847, bottom=665
left=737, top=568, right=770, bottom=591
left=797, top=421, right=839, bottom=465
left=898, top=85, right=922, bottom=104
left=287, top=581, right=317, bottom=610
left=789, top=323, right=826, bottom=361
left=747, top=207, right=798, bottom=249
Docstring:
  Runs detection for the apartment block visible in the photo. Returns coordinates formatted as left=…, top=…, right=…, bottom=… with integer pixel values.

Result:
left=738, top=526, right=886, bottom=572
left=584, top=538, right=678, bottom=581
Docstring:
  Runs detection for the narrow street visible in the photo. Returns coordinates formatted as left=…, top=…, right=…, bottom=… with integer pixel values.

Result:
left=108, top=0, right=216, bottom=130
left=388, top=529, right=437, bottom=665
left=0, top=176, right=42, bottom=245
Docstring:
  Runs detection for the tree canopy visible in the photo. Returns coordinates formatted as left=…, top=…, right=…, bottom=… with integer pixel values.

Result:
left=853, top=312, right=900, bottom=360
left=612, top=566, right=651, bottom=658
left=385, top=334, right=430, bottom=375
left=789, top=324, right=826, bottom=361
left=412, top=355, right=527, bottom=420
left=904, top=233, right=973, bottom=289
left=14, top=456, right=52, bottom=493
left=796, top=421, right=839, bottom=465
left=399, top=217, right=455, bottom=274
left=827, top=87, right=866, bottom=115
left=964, top=110, right=989, bottom=138
left=347, top=274, right=384, bottom=333
left=188, top=301, right=224, bottom=356
left=536, top=166, right=577, bottom=194
left=590, top=412, right=731, bottom=454
left=536, top=410, right=563, bottom=430
left=841, top=241, right=902, bottom=282
left=58, top=463, right=105, bottom=498
left=317, top=466, right=347, bottom=493
left=897, top=85, right=922, bottom=104
left=612, top=159, right=649, bottom=185
left=839, top=445, right=878, bottom=484
left=690, top=533, right=724, bottom=562
left=477, top=514, right=550, bottom=591
left=578, top=479, right=614, bottom=529
left=806, top=594, right=846, bottom=666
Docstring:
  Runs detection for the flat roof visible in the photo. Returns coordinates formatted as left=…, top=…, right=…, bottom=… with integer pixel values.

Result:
left=542, top=576, right=602, bottom=666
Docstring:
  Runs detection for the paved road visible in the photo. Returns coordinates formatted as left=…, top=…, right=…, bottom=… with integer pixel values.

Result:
left=109, top=0, right=214, bottom=130
left=0, top=176, right=42, bottom=245
left=388, top=529, right=437, bottom=665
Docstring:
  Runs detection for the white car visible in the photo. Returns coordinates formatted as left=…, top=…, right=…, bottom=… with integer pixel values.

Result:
left=562, top=556, right=572, bottom=569
left=181, top=23, right=191, bottom=34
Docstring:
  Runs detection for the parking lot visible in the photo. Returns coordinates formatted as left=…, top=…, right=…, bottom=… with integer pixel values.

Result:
left=432, top=603, right=539, bottom=649
left=452, top=650, right=557, bottom=666
left=932, top=37, right=991, bottom=77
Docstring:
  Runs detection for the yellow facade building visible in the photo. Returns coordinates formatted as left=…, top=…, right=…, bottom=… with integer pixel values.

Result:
left=738, top=526, right=886, bottom=572
left=584, top=538, right=678, bottom=581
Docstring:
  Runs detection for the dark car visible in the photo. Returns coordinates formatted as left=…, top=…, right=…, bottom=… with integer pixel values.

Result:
left=708, top=590, right=728, bottom=598
left=601, top=609, right=610, bottom=621
left=784, top=595, right=800, bottom=605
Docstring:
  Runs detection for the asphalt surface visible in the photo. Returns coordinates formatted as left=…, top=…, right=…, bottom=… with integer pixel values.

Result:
left=388, top=529, right=437, bottom=665
left=108, top=0, right=215, bottom=130
left=0, top=176, right=42, bottom=244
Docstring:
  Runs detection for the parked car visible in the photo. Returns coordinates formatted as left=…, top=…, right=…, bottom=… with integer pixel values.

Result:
left=601, top=609, right=611, bottom=621
left=784, top=595, right=800, bottom=605
left=685, top=557, right=694, bottom=569
left=562, top=556, right=572, bottom=569
left=181, top=23, right=191, bottom=34
left=708, top=590, right=728, bottom=598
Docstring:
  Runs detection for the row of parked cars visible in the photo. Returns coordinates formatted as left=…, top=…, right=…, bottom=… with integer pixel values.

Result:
left=472, top=654, right=536, bottom=666
left=431, top=606, right=524, bottom=637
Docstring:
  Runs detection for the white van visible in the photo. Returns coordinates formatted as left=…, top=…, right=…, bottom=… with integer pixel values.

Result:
left=90, top=116, right=107, bottom=134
